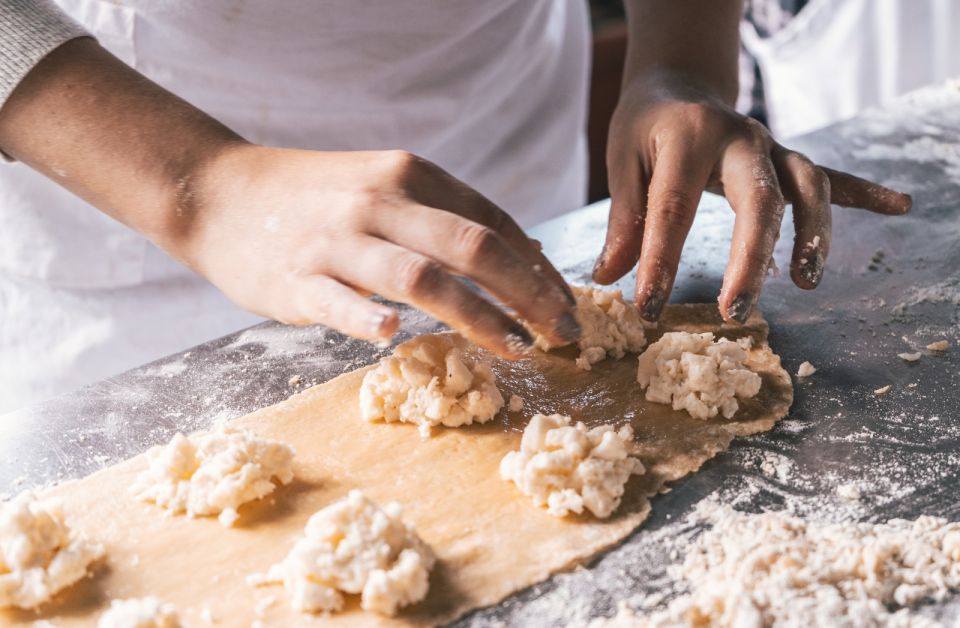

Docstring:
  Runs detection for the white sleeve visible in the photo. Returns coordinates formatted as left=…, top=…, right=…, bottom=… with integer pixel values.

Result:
left=0, top=0, right=89, bottom=107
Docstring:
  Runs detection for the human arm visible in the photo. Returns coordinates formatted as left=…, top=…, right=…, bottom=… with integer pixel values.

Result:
left=593, top=0, right=911, bottom=323
left=0, top=36, right=581, bottom=357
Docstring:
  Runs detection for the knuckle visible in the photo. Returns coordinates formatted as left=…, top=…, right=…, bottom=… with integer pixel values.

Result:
left=381, top=149, right=426, bottom=180
left=396, top=255, right=444, bottom=296
left=652, top=190, right=696, bottom=229
left=455, top=223, right=502, bottom=266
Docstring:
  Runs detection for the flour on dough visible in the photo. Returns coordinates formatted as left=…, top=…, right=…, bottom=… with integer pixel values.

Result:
left=97, top=597, right=181, bottom=628
left=636, top=332, right=761, bottom=420
left=252, top=490, right=434, bottom=616
left=0, top=492, right=104, bottom=609
left=500, top=414, right=644, bottom=518
left=132, top=423, right=295, bottom=527
left=533, top=286, right=647, bottom=370
left=359, top=334, right=504, bottom=437
left=603, top=503, right=960, bottom=626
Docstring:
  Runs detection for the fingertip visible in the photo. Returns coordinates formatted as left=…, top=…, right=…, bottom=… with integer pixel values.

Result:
left=370, top=307, right=400, bottom=339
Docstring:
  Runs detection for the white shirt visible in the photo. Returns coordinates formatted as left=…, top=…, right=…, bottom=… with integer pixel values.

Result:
left=0, top=0, right=591, bottom=412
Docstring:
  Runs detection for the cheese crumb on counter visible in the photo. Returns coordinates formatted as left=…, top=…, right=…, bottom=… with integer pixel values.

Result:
left=360, top=335, right=504, bottom=438
left=252, top=490, right=434, bottom=616
left=98, top=597, right=182, bottom=628
left=508, top=394, right=524, bottom=412
left=927, top=340, right=949, bottom=351
left=874, top=385, right=892, bottom=396
left=594, top=504, right=960, bottom=626
left=796, top=361, right=817, bottom=378
left=500, top=414, right=644, bottom=519
left=0, top=492, right=104, bottom=609
left=898, top=351, right=922, bottom=362
left=637, top=332, right=762, bottom=420
left=532, top=286, right=647, bottom=370
left=132, top=424, right=295, bottom=527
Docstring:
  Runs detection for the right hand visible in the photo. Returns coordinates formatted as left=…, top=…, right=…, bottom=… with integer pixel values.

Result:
left=177, top=145, right=580, bottom=358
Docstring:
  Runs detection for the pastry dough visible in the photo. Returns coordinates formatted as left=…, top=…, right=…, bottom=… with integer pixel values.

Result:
left=0, top=492, right=103, bottom=610
left=637, top=332, right=762, bottom=420
left=132, top=424, right=295, bottom=527
left=533, top=286, right=647, bottom=370
left=360, top=335, right=504, bottom=437
left=500, top=414, right=643, bottom=518
left=252, top=490, right=434, bottom=616
left=1, top=305, right=791, bottom=627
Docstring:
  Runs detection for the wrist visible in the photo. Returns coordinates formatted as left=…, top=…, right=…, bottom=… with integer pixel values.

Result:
left=155, top=138, right=256, bottom=272
left=621, top=65, right=735, bottom=109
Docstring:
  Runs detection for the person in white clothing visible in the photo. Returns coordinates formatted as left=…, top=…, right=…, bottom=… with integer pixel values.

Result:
left=0, top=0, right=910, bottom=412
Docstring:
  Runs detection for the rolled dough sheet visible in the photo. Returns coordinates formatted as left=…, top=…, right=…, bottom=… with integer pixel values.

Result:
left=3, top=304, right=792, bottom=627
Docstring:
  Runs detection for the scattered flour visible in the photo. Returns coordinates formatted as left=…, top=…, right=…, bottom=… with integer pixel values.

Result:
left=590, top=503, right=960, bottom=627
left=533, top=286, right=647, bottom=370
left=359, top=335, right=504, bottom=438
left=500, top=414, right=643, bottom=519
left=852, top=136, right=960, bottom=179
left=0, top=492, right=104, bottom=609
left=251, top=490, right=434, bottom=616
left=835, top=483, right=862, bottom=501
left=97, top=597, right=182, bottom=628
left=636, top=333, right=761, bottom=420
left=132, top=423, right=295, bottom=527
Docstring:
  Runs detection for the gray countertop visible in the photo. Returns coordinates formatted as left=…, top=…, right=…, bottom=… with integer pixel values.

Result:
left=4, top=83, right=960, bottom=625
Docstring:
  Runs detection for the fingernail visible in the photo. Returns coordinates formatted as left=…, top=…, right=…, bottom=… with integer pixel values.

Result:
left=555, top=311, right=582, bottom=343
left=369, top=311, right=392, bottom=337
left=592, top=245, right=608, bottom=276
left=640, top=292, right=665, bottom=322
left=506, top=322, right=535, bottom=354
left=727, top=293, right=754, bottom=324
left=800, top=255, right=825, bottom=286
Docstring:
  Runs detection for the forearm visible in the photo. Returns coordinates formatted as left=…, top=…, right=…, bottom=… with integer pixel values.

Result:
left=622, top=0, right=743, bottom=104
left=0, top=38, right=247, bottom=264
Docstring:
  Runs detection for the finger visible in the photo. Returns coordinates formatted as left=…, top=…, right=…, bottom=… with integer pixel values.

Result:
left=718, top=143, right=786, bottom=324
left=287, top=275, right=399, bottom=340
left=593, top=156, right=647, bottom=285
left=772, top=147, right=832, bottom=289
left=330, top=236, right=538, bottom=359
left=822, top=166, right=912, bottom=215
left=402, top=158, right=577, bottom=305
left=635, top=141, right=714, bottom=322
left=373, top=204, right=580, bottom=346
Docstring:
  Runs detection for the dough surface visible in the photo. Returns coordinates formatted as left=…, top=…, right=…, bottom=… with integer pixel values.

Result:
left=132, top=424, right=295, bottom=527
left=2, top=305, right=792, bottom=627
left=360, top=335, right=504, bottom=437
left=533, top=286, right=647, bottom=370
left=97, top=597, right=181, bottom=628
left=500, top=414, right=643, bottom=518
left=637, top=332, right=762, bottom=420
left=253, top=490, right=434, bottom=616
left=0, top=492, right=103, bottom=610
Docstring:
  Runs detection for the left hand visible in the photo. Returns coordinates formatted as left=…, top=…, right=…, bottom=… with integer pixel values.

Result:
left=592, top=68, right=912, bottom=324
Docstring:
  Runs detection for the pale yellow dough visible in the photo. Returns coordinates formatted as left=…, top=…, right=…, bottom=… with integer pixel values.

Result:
left=1, top=305, right=791, bottom=627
